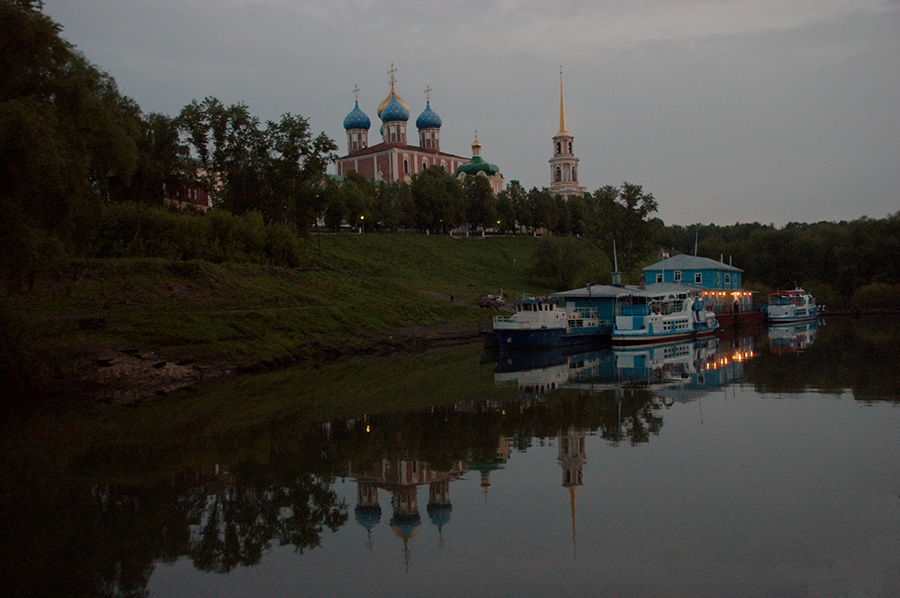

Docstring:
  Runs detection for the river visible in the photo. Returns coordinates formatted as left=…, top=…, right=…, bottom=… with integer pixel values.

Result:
left=1, top=316, right=899, bottom=597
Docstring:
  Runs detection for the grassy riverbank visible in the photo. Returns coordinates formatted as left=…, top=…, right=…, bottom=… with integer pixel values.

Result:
left=4, top=234, right=609, bottom=406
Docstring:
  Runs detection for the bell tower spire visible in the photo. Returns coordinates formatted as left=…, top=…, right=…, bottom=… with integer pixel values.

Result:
left=558, top=66, right=568, bottom=135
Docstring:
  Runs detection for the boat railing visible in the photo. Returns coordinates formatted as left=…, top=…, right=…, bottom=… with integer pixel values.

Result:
left=493, top=314, right=513, bottom=324
left=617, top=304, right=649, bottom=317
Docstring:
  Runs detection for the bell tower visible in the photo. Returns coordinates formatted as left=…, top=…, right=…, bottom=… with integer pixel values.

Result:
left=549, top=67, right=583, bottom=198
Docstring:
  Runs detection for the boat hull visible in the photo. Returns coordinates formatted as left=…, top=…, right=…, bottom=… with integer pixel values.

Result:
left=494, top=325, right=611, bottom=351
left=611, top=325, right=718, bottom=347
left=766, top=312, right=819, bottom=324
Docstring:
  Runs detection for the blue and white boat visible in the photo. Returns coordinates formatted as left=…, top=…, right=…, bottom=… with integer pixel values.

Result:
left=612, top=290, right=718, bottom=346
left=492, top=296, right=612, bottom=350
left=766, top=288, right=819, bottom=324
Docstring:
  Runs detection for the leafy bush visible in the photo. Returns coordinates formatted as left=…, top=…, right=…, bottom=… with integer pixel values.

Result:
left=527, top=237, right=588, bottom=291
left=60, top=202, right=308, bottom=268
left=850, top=282, right=900, bottom=309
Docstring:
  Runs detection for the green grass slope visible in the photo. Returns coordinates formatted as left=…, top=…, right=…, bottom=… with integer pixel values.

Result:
left=4, top=234, right=606, bottom=402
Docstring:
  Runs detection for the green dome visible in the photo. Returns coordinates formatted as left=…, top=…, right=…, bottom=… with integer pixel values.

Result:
left=456, top=156, right=500, bottom=177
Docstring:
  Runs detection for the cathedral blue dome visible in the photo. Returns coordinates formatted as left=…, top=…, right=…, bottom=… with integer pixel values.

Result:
left=426, top=503, right=452, bottom=530
left=343, top=101, right=371, bottom=130
left=380, top=94, right=410, bottom=123
left=354, top=505, right=382, bottom=531
left=415, top=101, right=442, bottom=129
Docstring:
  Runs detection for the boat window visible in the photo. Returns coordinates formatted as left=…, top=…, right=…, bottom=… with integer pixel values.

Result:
left=695, top=273, right=702, bottom=284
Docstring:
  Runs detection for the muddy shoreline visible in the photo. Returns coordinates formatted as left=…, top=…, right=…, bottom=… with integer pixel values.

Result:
left=66, top=322, right=490, bottom=407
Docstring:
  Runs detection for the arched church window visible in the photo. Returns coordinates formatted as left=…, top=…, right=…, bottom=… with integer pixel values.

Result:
left=423, top=160, right=428, bottom=169
left=404, top=159, right=409, bottom=174
left=555, top=166, right=561, bottom=182
left=556, top=141, right=561, bottom=154
left=572, top=167, right=577, bottom=181
left=568, top=141, right=572, bottom=153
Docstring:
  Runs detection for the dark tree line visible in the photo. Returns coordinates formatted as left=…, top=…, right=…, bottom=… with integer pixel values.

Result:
left=1, top=1, right=336, bottom=286
left=660, top=217, right=900, bottom=306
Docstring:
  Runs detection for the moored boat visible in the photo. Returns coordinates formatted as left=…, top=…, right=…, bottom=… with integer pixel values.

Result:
left=492, top=296, right=612, bottom=350
left=611, top=290, right=718, bottom=346
left=766, top=288, right=819, bottom=323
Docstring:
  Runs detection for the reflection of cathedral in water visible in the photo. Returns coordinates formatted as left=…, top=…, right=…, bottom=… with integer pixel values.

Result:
left=349, top=458, right=466, bottom=564
left=348, top=430, right=586, bottom=566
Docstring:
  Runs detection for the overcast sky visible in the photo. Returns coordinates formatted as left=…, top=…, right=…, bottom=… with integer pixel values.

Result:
left=43, top=0, right=900, bottom=226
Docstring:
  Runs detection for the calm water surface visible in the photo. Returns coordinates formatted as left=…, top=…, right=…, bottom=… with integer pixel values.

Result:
left=2, top=317, right=899, bottom=597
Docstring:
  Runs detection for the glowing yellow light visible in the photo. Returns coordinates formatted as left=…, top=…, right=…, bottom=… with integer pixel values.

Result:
left=366, top=425, right=370, bottom=433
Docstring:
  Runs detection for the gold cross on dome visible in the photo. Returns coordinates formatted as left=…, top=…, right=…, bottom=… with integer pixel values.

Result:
left=424, top=85, right=432, bottom=102
left=388, top=63, right=398, bottom=87
left=352, top=84, right=360, bottom=103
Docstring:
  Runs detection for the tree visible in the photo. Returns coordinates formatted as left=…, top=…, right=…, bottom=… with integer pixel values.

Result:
left=616, top=182, right=658, bottom=268
left=463, top=175, right=496, bottom=235
left=527, top=237, right=588, bottom=290
left=339, top=171, right=374, bottom=231
left=506, top=180, right=530, bottom=233
left=495, top=189, right=517, bottom=233
left=176, top=98, right=336, bottom=230
left=1, top=1, right=139, bottom=225
left=110, top=111, right=185, bottom=204
left=529, top=187, right=557, bottom=234
left=410, top=166, right=463, bottom=232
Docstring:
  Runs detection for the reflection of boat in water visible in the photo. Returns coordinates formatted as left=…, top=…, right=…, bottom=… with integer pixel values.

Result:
left=493, top=335, right=755, bottom=397
left=492, top=296, right=612, bottom=350
left=615, top=339, right=717, bottom=389
left=494, top=347, right=612, bottom=397
left=612, top=290, right=718, bottom=346
left=766, top=288, right=820, bottom=324
left=768, top=320, right=819, bottom=354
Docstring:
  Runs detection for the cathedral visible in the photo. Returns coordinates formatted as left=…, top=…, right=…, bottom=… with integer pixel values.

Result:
left=336, top=65, right=503, bottom=194
left=337, top=66, right=586, bottom=199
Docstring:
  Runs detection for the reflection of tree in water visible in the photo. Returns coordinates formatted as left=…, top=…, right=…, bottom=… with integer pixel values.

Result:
left=746, top=316, right=900, bottom=400
left=183, top=472, right=346, bottom=573
left=593, top=390, right=665, bottom=446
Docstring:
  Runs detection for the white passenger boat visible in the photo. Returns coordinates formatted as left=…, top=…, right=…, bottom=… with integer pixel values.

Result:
left=612, top=290, right=718, bottom=346
left=766, top=288, right=819, bottom=324
left=492, top=296, right=611, bottom=350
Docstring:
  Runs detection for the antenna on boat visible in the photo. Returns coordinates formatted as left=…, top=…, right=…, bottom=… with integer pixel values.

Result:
left=612, top=240, right=622, bottom=286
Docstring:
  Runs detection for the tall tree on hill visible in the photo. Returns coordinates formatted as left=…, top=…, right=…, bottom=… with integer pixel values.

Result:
left=110, top=111, right=186, bottom=204
left=177, top=98, right=336, bottom=230
left=0, top=0, right=139, bottom=225
left=529, top=187, right=557, bottom=234
left=410, top=166, right=463, bottom=232
left=616, top=182, right=658, bottom=269
left=338, top=170, right=375, bottom=231
left=494, top=188, right=517, bottom=233
left=505, top=180, right=530, bottom=233
left=463, top=175, right=496, bottom=235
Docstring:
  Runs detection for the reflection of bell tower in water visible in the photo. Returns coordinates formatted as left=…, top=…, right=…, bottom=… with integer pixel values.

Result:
left=558, top=427, right=586, bottom=556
